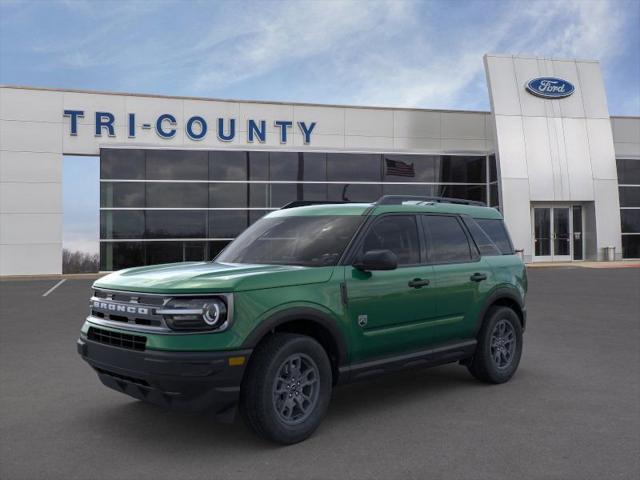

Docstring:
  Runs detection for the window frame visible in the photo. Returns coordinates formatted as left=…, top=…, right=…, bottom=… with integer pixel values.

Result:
left=419, top=213, right=480, bottom=266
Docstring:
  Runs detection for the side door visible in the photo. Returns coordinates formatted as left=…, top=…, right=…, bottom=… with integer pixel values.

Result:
left=345, top=214, right=437, bottom=361
left=421, top=214, right=492, bottom=343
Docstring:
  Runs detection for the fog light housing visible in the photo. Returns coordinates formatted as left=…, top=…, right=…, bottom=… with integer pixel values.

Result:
left=159, top=297, right=229, bottom=332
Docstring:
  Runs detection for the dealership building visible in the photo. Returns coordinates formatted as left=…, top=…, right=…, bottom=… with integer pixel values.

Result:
left=1, top=54, right=639, bottom=275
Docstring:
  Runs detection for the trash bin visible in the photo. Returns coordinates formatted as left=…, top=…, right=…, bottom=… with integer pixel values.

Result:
left=604, top=246, right=616, bottom=261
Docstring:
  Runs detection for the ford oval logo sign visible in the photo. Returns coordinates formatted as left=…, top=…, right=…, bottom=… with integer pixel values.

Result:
left=526, top=77, right=575, bottom=99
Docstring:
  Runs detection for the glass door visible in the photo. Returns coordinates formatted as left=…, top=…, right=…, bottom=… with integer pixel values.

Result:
left=552, top=208, right=571, bottom=261
left=534, top=207, right=552, bottom=261
left=532, top=205, right=584, bottom=262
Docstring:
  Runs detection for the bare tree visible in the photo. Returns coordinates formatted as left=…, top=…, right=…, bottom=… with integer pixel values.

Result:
left=62, top=249, right=99, bottom=274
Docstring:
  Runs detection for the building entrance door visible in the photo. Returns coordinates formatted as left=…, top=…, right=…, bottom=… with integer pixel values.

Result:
left=532, top=205, right=584, bottom=262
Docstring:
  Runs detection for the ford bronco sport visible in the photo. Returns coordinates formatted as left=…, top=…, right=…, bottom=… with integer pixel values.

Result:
left=78, top=195, right=527, bottom=444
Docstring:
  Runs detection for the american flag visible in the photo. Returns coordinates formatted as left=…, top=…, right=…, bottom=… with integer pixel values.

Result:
left=385, top=158, right=415, bottom=177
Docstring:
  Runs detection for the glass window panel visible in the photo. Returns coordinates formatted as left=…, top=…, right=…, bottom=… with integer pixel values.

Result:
left=100, top=149, right=145, bottom=180
left=100, top=183, right=145, bottom=208
left=328, top=183, right=381, bottom=202
left=146, top=150, right=208, bottom=180
left=270, top=183, right=299, bottom=207
left=209, top=151, right=247, bottom=181
left=489, top=184, right=499, bottom=207
left=209, top=240, right=232, bottom=260
left=617, top=158, right=640, bottom=185
left=100, top=211, right=145, bottom=239
left=534, top=208, right=551, bottom=256
left=621, top=210, right=640, bottom=233
left=436, top=156, right=485, bottom=183
left=462, top=217, right=501, bottom=256
left=303, top=183, right=328, bottom=201
left=622, top=235, right=640, bottom=259
left=327, top=153, right=381, bottom=182
left=146, top=211, right=207, bottom=238
left=382, top=184, right=434, bottom=197
left=249, top=183, right=268, bottom=208
left=249, top=210, right=269, bottom=225
left=619, top=186, right=640, bottom=207
left=572, top=206, right=583, bottom=261
left=435, top=184, right=486, bottom=203
left=100, top=242, right=145, bottom=271
left=146, top=242, right=184, bottom=265
left=383, top=155, right=438, bottom=182
left=423, top=215, right=472, bottom=263
left=302, top=153, right=327, bottom=181
left=360, top=216, right=420, bottom=265
left=249, top=152, right=269, bottom=181
left=209, top=210, right=248, bottom=238
left=269, top=152, right=300, bottom=181
left=210, top=183, right=248, bottom=207
left=184, top=242, right=207, bottom=262
left=146, top=182, right=208, bottom=208
left=489, top=155, right=497, bottom=182
left=476, top=218, right=514, bottom=254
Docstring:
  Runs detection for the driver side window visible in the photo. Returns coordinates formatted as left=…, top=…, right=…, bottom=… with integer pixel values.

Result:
left=360, top=215, right=420, bottom=265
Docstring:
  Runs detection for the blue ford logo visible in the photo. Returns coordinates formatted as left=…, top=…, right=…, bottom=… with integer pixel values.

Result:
left=526, top=77, right=575, bottom=99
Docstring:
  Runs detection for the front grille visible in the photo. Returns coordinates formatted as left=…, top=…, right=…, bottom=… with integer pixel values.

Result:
left=87, top=326, right=146, bottom=351
left=90, top=288, right=168, bottom=331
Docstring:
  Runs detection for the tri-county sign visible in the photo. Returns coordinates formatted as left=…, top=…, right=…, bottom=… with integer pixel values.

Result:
left=525, top=77, right=575, bottom=99
left=63, top=110, right=317, bottom=144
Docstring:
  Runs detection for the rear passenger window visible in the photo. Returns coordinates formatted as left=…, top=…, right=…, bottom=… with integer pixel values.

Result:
left=476, top=218, right=514, bottom=254
left=462, top=217, right=501, bottom=256
left=361, top=216, right=420, bottom=265
left=423, top=215, right=472, bottom=263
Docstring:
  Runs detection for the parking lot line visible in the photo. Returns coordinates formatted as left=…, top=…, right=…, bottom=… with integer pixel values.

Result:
left=42, top=279, right=66, bottom=297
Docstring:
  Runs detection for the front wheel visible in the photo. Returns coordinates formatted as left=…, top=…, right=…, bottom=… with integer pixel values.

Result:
left=467, top=306, right=523, bottom=384
left=239, top=333, right=332, bottom=444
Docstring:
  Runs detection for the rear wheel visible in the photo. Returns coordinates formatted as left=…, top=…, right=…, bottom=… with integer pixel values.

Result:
left=239, top=333, right=332, bottom=444
left=467, top=306, right=523, bottom=384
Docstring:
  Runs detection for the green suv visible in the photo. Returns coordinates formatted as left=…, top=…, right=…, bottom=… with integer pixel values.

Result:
left=78, top=195, right=527, bottom=444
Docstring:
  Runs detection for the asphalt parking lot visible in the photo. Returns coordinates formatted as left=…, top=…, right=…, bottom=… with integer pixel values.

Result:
left=1, top=267, right=639, bottom=480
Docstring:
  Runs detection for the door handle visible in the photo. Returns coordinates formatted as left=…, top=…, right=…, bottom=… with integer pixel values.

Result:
left=470, top=273, right=487, bottom=282
left=408, top=278, right=430, bottom=288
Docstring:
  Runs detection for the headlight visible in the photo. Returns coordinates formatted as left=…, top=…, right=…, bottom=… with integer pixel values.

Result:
left=157, top=297, right=229, bottom=332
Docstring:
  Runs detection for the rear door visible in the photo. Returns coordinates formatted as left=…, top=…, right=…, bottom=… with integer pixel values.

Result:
left=345, top=214, right=437, bottom=361
left=421, top=214, right=491, bottom=343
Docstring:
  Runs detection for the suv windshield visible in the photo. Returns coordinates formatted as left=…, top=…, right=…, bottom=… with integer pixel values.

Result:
left=216, top=215, right=363, bottom=267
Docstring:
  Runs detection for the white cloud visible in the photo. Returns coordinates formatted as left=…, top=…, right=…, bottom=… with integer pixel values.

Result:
left=12, top=0, right=636, bottom=112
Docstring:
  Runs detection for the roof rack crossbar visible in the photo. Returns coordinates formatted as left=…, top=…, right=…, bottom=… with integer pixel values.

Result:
left=374, top=195, right=486, bottom=207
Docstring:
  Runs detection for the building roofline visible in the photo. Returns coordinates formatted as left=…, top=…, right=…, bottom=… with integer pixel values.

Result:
left=3, top=84, right=637, bottom=119
left=0, top=84, right=490, bottom=115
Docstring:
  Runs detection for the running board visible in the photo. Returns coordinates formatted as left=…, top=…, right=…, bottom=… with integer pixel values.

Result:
left=337, top=339, right=477, bottom=384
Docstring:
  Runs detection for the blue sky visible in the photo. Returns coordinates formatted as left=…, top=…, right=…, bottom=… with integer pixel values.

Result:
left=1, top=0, right=639, bottom=253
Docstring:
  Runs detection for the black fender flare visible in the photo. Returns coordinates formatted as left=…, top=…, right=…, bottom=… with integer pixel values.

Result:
left=474, top=287, right=526, bottom=335
left=241, top=307, right=349, bottom=366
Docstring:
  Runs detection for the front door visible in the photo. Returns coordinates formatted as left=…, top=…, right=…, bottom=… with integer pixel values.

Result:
left=345, top=214, right=437, bottom=361
left=532, top=205, right=583, bottom=261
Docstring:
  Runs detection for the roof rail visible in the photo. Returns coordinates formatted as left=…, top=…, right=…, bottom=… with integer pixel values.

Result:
left=375, top=195, right=486, bottom=207
left=280, top=200, right=350, bottom=210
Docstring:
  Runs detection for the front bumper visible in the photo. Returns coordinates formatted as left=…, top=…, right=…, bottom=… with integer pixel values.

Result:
left=77, top=336, right=251, bottom=418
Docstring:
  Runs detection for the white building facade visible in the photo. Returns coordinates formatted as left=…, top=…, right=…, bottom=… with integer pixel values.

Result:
left=1, top=54, right=639, bottom=275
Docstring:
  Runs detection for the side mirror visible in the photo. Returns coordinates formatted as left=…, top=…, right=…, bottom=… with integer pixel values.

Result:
left=353, top=249, right=398, bottom=271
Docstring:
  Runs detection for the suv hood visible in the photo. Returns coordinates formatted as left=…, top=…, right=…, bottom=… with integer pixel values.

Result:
left=93, top=262, right=335, bottom=294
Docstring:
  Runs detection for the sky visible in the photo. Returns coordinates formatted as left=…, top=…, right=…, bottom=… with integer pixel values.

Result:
left=1, top=0, right=639, bottom=253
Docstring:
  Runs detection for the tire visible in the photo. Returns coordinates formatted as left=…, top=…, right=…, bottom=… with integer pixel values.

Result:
left=467, top=306, right=523, bottom=384
left=239, top=333, right=332, bottom=444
